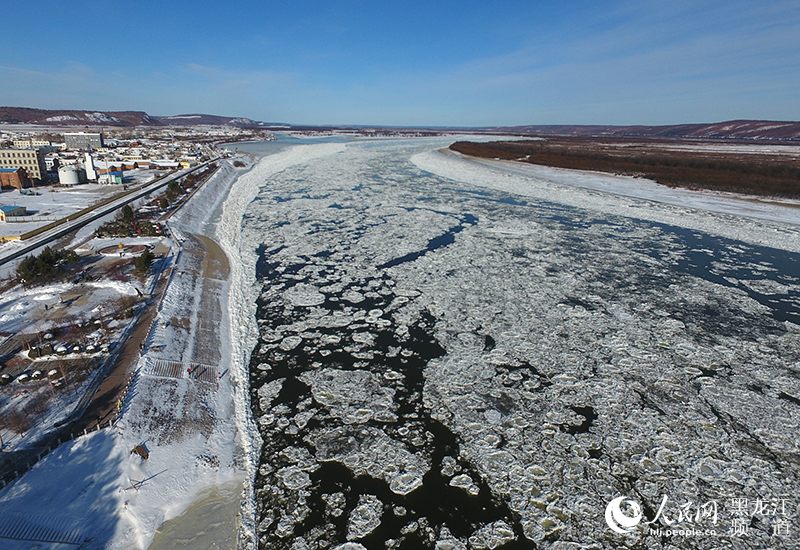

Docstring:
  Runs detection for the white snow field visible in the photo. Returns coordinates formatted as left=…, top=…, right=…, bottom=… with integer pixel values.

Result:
left=0, top=176, right=156, bottom=241
left=414, top=149, right=800, bottom=250
left=0, top=161, right=217, bottom=547
left=0, top=162, right=240, bottom=549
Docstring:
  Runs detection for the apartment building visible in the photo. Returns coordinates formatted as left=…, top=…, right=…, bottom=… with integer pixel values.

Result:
left=12, top=138, right=52, bottom=149
left=0, top=148, right=48, bottom=181
left=64, top=132, right=104, bottom=150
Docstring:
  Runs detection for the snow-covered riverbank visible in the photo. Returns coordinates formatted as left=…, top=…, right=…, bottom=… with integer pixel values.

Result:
left=414, top=149, right=800, bottom=252
left=215, top=141, right=347, bottom=546
left=0, top=158, right=246, bottom=549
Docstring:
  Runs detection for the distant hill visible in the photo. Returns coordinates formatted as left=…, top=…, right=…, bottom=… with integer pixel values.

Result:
left=0, top=106, right=271, bottom=128
left=1, top=106, right=797, bottom=140
left=486, top=120, right=800, bottom=141
left=153, top=113, right=266, bottom=127
left=0, top=107, right=158, bottom=127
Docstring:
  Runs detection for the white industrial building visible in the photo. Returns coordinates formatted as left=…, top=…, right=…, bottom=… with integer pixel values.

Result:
left=58, top=165, right=87, bottom=185
left=84, top=153, right=98, bottom=181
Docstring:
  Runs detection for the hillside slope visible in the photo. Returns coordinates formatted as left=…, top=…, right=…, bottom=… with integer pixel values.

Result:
left=0, top=107, right=267, bottom=128
left=488, top=120, right=800, bottom=140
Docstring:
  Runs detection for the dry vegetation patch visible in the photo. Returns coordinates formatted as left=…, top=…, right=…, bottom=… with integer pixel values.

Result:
left=450, top=139, right=800, bottom=198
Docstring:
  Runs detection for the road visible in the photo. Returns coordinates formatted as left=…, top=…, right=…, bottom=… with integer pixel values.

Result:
left=0, top=158, right=219, bottom=267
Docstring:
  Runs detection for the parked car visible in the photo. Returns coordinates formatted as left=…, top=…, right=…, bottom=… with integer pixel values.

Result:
left=48, top=369, right=64, bottom=388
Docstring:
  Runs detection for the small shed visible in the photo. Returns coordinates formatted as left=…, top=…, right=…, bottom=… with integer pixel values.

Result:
left=0, top=205, right=27, bottom=222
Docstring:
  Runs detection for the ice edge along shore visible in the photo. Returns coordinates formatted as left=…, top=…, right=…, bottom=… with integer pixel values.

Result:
left=214, top=142, right=347, bottom=547
left=415, top=148, right=800, bottom=253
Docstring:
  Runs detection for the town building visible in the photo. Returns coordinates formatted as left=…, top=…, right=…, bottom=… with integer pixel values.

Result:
left=0, top=149, right=48, bottom=181
left=64, top=132, right=104, bottom=150
left=97, top=166, right=124, bottom=184
left=44, top=155, right=60, bottom=171
left=12, top=138, right=52, bottom=149
left=0, top=205, right=27, bottom=222
left=85, top=153, right=98, bottom=181
left=0, top=167, right=31, bottom=189
left=153, top=160, right=180, bottom=170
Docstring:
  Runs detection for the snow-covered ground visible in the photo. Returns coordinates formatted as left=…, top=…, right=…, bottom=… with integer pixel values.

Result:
left=0, top=146, right=348, bottom=549
left=78, top=237, right=164, bottom=256
left=645, top=142, right=800, bottom=156
left=414, top=149, right=800, bottom=251
left=0, top=280, right=140, bottom=334
left=0, top=175, right=157, bottom=229
left=0, top=185, right=122, bottom=238
left=0, top=160, right=242, bottom=548
left=65, top=209, right=244, bottom=547
left=0, top=271, right=153, bottom=457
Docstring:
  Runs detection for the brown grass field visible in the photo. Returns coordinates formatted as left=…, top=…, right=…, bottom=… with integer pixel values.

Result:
left=450, top=138, right=800, bottom=199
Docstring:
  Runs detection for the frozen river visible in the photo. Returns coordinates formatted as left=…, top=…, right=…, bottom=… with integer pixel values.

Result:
left=234, top=137, right=799, bottom=548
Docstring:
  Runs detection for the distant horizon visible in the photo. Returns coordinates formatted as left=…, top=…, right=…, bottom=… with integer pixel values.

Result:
left=2, top=104, right=799, bottom=130
left=2, top=1, right=798, bottom=126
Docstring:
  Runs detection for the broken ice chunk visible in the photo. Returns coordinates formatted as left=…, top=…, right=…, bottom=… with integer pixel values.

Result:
left=277, top=465, right=312, bottom=490
left=284, top=283, right=326, bottom=306
left=280, top=335, right=303, bottom=351
left=347, top=495, right=383, bottom=539
left=389, top=472, right=424, bottom=495
left=468, top=520, right=516, bottom=549
left=449, top=474, right=480, bottom=496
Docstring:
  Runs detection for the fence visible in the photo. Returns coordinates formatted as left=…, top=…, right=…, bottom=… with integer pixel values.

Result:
left=142, top=357, right=218, bottom=385
left=0, top=367, right=139, bottom=491
left=4, top=215, right=61, bottom=223
left=0, top=512, right=85, bottom=546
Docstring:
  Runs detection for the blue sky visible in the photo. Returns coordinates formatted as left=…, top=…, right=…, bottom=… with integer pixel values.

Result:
left=1, top=0, right=798, bottom=126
